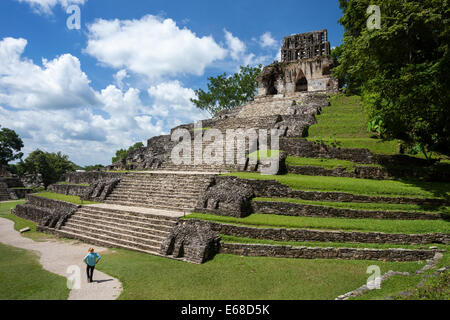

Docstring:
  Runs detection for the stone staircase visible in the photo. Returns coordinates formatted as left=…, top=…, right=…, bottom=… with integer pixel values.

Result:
left=56, top=205, right=181, bottom=255
left=161, top=137, right=256, bottom=172
left=0, top=182, right=10, bottom=201
left=104, top=172, right=215, bottom=211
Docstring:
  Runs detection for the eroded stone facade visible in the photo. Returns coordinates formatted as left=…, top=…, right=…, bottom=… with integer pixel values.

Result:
left=257, top=29, right=338, bottom=96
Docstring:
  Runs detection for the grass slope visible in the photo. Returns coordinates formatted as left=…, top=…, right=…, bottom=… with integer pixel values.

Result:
left=225, top=172, right=450, bottom=200
left=186, top=213, right=450, bottom=234
left=306, top=95, right=400, bottom=154
left=33, top=192, right=99, bottom=205
left=254, top=197, right=449, bottom=214
left=96, top=249, right=421, bottom=300
left=0, top=243, right=70, bottom=300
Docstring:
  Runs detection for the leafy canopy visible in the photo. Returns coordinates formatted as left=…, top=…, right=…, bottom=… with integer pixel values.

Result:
left=17, top=150, right=79, bottom=187
left=112, top=142, right=144, bottom=164
left=191, top=65, right=262, bottom=115
left=0, top=126, right=24, bottom=165
left=333, top=0, right=450, bottom=158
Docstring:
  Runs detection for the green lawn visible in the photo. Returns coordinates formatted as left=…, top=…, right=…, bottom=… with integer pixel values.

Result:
left=0, top=242, right=70, bottom=300
left=33, top=192, right=99, bottom=205
left=220, top=235, right=448, bottom=251
left=0, top=200, right=54, bottom=241
left=254, top=197, right=449, bottom=214
left=96, top=249, right=421, bottom=300
left=285, top=156, right=381, bottom=172
left=186, top=213, right=450, bottom=234
left=225, top=172, right=450, bottom=200
left=306, top=95, right=401, bottom=155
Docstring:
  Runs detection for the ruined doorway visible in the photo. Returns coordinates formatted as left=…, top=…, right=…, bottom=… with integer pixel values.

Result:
left=295, top=76, right=308, bottom=92
left=264, top=74, right=278, bottom=95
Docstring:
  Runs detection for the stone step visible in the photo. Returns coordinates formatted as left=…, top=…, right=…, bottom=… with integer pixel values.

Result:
left=104, top=199, right=196, bottom=210
left=65, top=218, right=168, bottom=242
left=60, top=224, right=164, bottom=248
left=54, top=229, right=161, bottom=255
left=79, top=206, right=179, bottom=222
left=75, top=210, right=177, bottom=229
left=105, top=194, right=198, bottom=204
left=113, top=184, right=205, bottom=192
left=106, top=190, right=200, bottom=199
left=104, top=200, right=194, bottom=212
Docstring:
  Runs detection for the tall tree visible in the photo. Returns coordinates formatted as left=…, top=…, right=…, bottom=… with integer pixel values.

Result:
left=191, top=65, right=262, bottom=115
left=334, top=0, right=450, bottom=158
left=0, top=126, right=24, bottom=165
left=18, top=150, right=78, bottom=187
left=112, top=142, right=144, bottom=164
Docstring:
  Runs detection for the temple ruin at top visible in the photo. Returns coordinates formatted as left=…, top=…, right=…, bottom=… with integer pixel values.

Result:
left=257, top=29, right=338, bottom=96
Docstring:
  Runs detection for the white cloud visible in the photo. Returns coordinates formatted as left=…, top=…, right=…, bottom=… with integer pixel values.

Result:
left=113, top=69, right=129, bottom=89
left=16, top=0, right=87, bottom=15
left=0, top=37, right=100, bottom=110
left=148, top=80, right=209, bottom=123
left=0, top=37, right=165, bottom=166
left=224, top=29, right=246, bottom=61
left=223, top=30, right=272, bottom=68
left=259, top=32, right=278, bottom=48
left=85, top=15, right=227, bottom=79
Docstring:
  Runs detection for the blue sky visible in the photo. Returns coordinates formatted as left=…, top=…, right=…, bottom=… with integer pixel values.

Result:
left=0, top=0, right=344, bottom=166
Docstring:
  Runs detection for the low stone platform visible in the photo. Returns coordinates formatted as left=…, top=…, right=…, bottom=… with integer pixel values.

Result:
left=84, top=203, right=186, bottom=219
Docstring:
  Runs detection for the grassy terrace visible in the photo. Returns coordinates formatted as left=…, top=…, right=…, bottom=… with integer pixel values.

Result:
left=97, top=249, right=422, bottom=300
left=285, top=156, right=382, bottom=171
left=306, top=95, right=401, bottom=155
left=220, top=235, right=447, bottom=251
left=185, top=213, right=450, bottom=234
left=254, top=197, right=450, bottom=214
left=0, top=200, right=55, bottom=241
left=0, top=243, right=70, bottom=300
left=33, top=192, right=99, bottom=205
left=224, top=172, right=450, bottom=200
left=55, top=182, right=90, bottom=186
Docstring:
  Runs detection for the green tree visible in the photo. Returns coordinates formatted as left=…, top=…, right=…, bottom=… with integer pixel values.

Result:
left=112, top=142, right=144, bottom=164
left=0, top=126, right=24, bottom=165
left=84, top=164, right=105, bottom=171
left=191, top=65, right=262, bottom=115
left=334, top=0, right=450, bottom=158
left=18, top=150, right=78, bottom=187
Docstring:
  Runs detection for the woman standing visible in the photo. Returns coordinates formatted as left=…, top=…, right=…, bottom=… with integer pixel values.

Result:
left=83, top=248, right=101, bottom=283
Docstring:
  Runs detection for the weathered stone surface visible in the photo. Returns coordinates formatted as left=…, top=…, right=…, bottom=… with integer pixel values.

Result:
left=196, top=177, right=255, bottom=218
left=280, top=138, right=375, bottom=164
left=252, top=201, right=443, bottom=220
left=49, top=184, right=90, bottom=197
left=82, top=178, right=121, bottom=202
left=220, top=243, right=437, bottom=262
left=13, top=195, right=79, bottom=230
left=211, top=176, right=450, bottom=206
left=196, top=219, right=449, bottom=245
left=64, top=171, right=124, bottom=185
left=160, top=219, right=221, bottom=264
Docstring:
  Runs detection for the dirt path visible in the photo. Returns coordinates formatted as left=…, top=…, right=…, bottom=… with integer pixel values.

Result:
left=0, top=218, right=122, bottom=300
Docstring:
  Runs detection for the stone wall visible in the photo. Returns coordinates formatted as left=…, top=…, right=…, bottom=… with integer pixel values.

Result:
left=49, top=184, right=90, bottom=197
left=208, top=176, right=449, bottom=208
left=220, top=243, right=437, bottom=262
left=280, top=138, right=375, bottom=164
left=64, top=171, right=124, bottom=185
left=196, top=220, right=449, bottom=245
left=252, top=201, right=442, bottom=221
left=160, top=219, right=221, bottom=264
left=13, top=194, right=79, bottom=229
